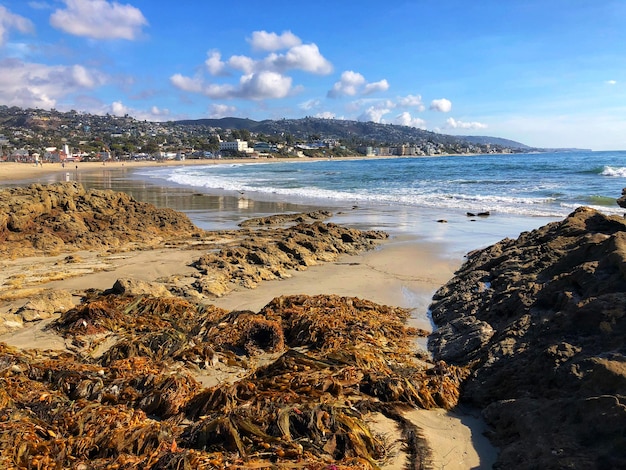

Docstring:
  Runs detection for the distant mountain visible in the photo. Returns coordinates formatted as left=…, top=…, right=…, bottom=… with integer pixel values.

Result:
left=173, top=117, right=532, bottom=149
left=459, top=135, right=531, bottom=149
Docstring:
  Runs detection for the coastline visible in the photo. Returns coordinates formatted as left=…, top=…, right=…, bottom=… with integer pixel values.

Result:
left=0, top=155, right=396, bottom=183
left=0, top=162, right=500, bottom=468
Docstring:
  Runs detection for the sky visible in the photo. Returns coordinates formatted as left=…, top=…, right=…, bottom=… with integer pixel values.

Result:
left=1, top=1, right=626, bottom=150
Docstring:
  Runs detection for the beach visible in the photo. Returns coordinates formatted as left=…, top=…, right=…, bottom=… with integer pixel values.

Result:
left=0, top=159, right=512, bottom=468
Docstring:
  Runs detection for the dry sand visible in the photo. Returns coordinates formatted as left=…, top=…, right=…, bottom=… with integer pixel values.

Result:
left=0, top=160, right=499, bottom=469
left=0, top=156, right=375, bottom=183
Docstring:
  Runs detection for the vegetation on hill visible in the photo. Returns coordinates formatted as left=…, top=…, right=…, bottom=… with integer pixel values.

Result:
left=0, top=105, right=543, bottom=161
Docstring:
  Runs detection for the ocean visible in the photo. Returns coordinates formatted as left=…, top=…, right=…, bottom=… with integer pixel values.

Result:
left=15, top=150, right=626, bottom=257
left=127, top=150, right=626, bottom=254
left=137, top=150, right=626, bottom=218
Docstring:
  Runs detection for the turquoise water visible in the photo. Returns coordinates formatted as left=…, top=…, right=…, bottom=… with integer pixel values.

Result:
left=135, top=150, right=626, bottom=218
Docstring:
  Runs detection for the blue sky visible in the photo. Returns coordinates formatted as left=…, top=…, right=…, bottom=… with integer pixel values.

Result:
left=1, top=1, right=626, bottom=150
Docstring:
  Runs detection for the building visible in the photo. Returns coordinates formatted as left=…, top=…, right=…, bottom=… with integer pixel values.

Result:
left=220, top=139, right=251, bottom=153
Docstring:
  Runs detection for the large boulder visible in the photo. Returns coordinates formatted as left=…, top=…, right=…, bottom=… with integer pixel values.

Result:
left=0, top=182, right=203, bottom=257
left=428, top=205, right=626, bottom=469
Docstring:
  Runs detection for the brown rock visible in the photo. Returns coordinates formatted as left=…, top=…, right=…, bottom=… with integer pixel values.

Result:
left=106, top=278, right=173, bottom=297
left=428, top=205, right=626, bottom=469
left=13, top=290, right=75, bottom=322
left=0, top=182, right=203, bottom=257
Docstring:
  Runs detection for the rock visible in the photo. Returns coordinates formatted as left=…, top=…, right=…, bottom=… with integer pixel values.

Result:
left=238, top=210, right=333, bottom=227
left=617, top=187, right=626, bottom=208
left=428, top=316, right=494, bottom=362
left=191, top=222, right=387, bottom=297
left=0, top=182, right=203, bottom=257
left=106, top=278, right=173, bottom=297
left=428, top=205, right=626, bottom=469
left=12, top=290, right=75, bottom=322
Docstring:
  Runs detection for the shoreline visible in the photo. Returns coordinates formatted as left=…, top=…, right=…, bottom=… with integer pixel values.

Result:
left=0, top=166, right=500, bottom=468
left=0, top=155, right=407, bottom=183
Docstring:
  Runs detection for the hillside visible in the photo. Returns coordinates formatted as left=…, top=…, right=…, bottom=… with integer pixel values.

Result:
left=174, top=116, right=532, bottom=149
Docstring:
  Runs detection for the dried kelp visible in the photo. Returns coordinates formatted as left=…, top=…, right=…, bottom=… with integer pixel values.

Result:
left=1, top=293, right=469, bottom=469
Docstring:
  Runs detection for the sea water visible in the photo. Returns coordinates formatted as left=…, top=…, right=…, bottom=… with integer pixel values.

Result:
left=135, top=151, right=626, bottom=217
left=131, top=150, right=626, bottom=250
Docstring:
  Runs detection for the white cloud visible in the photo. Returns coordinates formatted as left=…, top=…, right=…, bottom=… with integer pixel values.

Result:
left=150, top=105, right=169, bottom=117
left=170, top=73, right=204, bottom=93
left=248, top=30, right=301, bottom=51
left=105, top=101, right=170, bottom=121
left=358, top=105, right=391, bottom=123
left=0, top=6, right=34, bottom=47
left=364, top=79, right=390, bottom=95
left=238, top=71, right=292, bottom=99
left=171, top=70, right=292, bottom=100
left=228, top=55, right=255, bottom=74
left=50, top=0, right=148, bottom=40
left=328, top=71, right=366, bottom=97
left=172, top=32, right=331, bottom=102
left=209, top=103, right=236, bottom=118
left=328, top=71, right=389, bottom=98
left=265, top=44, right=332, bottom=74
left=446, top=117, right=487, bottom=129
left=315, top=111, right=336, bottom=119
left=205, top=50, right=227, bottom=76
left=606, top=80, right=617, bottom=85
left=394, top=112, right=426, bottom=129
left=0, top=58, right=104, bottom=109
left=299, top=99, right=321, bottom=110
left=71, top=64, right=98, bottom=87
left=430, top=98, right=452, bottom=112
left=397, top=94, right=425, bottom=110
left=111, top=100, right=128, bottom=116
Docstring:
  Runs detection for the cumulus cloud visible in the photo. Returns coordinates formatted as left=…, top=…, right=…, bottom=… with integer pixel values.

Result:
left=50, top=0, right=148, bottom=40
left=105, top=101, right=170, bottom=121
left=0, top=58, right=104, bottom=109
left=209, top=103, right=237, bottom=118
left=205, top=50, right=227, bottom=76
left=239, top=71, right=292, bottom=99
left=328, top=71, right=388, bottom=98
left=393, top=112, right=426, bottom=129
left=358, top=105, right=391, bottom=123
left=446, top=117, right=487, bottom=129
left=430, top=98, right=452, bottom=112
left=364, top=79, right=389, bottom=95
left=171, top=70, right=292, bottom=100
left=170, top=73, right=204, bottom=93
left=0, top=6, right=34, bottom=47
left=172, top=31, right=332, bottom=102
left=328, top=71, right=365, bottom=97
left=248, top=30, right=301, bottom=51
left=397, top=94, right=425, bottom=110
left=265, top=44, right=332, bottom=74
left=606, top=80, right=617, bottom=85
left=315, top=111, right=336, bottom=119
left=228, top=55, right=255, bottom=74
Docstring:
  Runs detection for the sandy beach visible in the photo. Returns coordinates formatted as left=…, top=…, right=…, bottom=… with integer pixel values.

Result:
left=0, top=160, right=499, bottom=469
left=0, top=156, right=382, bottom=183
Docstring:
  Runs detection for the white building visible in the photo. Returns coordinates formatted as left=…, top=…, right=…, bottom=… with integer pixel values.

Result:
left=220, top=139, right=251, bottom=153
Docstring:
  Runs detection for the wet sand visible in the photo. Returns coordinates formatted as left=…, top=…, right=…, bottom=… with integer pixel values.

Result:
left=0, top=160, right=499, bottom=469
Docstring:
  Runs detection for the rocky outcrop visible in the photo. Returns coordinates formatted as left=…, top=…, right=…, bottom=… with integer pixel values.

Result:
left=189, top=222, right=387, bottom=297
left=428, top=206, right=626, bottom=469
left=238, top=210, right=332, bottom=227
left=0, top=182, right=202, bottom=257
left=0, top=290, right=74, bottom=334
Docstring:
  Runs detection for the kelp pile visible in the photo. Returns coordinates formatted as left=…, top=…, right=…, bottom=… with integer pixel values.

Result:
left=0, top=293, right=469, bottom=469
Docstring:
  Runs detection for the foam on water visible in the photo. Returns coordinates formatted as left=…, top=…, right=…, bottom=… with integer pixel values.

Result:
left=601, top=166, right=626, bottom=177
left=134, top=151, right=626, bottom=220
